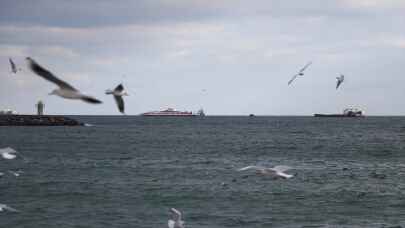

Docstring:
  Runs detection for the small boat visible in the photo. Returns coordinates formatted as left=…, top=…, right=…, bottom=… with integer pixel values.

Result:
left=314, top=108, right=364, bottom=118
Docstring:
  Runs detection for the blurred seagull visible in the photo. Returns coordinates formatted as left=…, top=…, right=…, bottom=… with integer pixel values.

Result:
left=26, top=57, right=102, bottom=104
left=238, top=165, right=294, bottom=179
left=168, top=208, right=185, bottom=228
left=336, top=74, right=344, bottom=89
left=0, top=147, right=17, bottom=160
left=105, top=84, right=128, bottom=114
left=0, top=204, right=19, bottom=212
left=9, top=58, right=21, bottom=74
left=8, top=170, right=23, bottom=177
left=288, top=61, right=312, bottom=85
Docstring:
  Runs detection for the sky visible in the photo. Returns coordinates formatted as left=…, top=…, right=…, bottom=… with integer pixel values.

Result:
left=0, top=0, right=405, bottom=115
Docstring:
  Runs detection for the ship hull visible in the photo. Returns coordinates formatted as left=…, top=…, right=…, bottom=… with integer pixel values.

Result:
left=141, top=108, right=205, bottom=117
left=142, top=114, right=197, bottom=117
left=314, top=114, right=364, bottom=118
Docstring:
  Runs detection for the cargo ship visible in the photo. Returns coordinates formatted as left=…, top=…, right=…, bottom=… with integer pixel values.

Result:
left=141, top=108, right=205, bottom=117
left=314, top=108, right=364, bottom=118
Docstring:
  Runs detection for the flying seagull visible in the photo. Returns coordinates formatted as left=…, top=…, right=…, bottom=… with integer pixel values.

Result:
left=288, top=61, right=312, bottom=85
left=238, top=165, right=294, bottom=179
left=168, top=208, right=185, bottom=228
left=0, top=204, right=19, bottom=212
left=8, top=170, right=23, bottom=177
left=0, top=147, right=17, bottom=160
left=9, top=58, right=20, bottom=74
left=26, top=57, right=102, bottom=104
left=336, top=74, right=344, bottom=89
left=106, top=84, right=128, bottom=114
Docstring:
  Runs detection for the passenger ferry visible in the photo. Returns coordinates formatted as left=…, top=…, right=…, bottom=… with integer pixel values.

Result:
left=142, top=108, right=204, bottom=117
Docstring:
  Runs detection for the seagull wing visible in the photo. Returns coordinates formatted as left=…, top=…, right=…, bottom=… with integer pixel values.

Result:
left=0, top=147, right=16, bottom=154
left=5, top=205, right=18, bottom=212
left=288, top=74, right=299, bottom=85
left=336, top=80, right=342, bottom=89
left=27, top=58, right=78, bottom=91
left=0, top=204, right=19, bottom=212
left=238, top=165, right=265, bottom=171
left=9, top=58, right=16, bottom=72
left=336, top=75, right=344, bottom=89
left=80, top=95, right=102, bottom=104
left=114, top=95, right=125, bottom=114
left=299, top=61, right=312, bottom=73
left=114, top=84, right=124, bottom=92
left=276, top=172, right=294, bottom=179
left=2, top=153, right=16, bottom=160
left=272, top=165, right=292, bottom=173
left=170, top=208, right=182, bottom=221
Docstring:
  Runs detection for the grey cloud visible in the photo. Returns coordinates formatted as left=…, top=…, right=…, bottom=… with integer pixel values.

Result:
left=0, top=0, right=399, bottom=28
left=0, top=0, right=229, bottom=27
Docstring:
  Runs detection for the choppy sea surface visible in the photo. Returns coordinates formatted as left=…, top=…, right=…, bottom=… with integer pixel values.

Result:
left=1, top=116, right=405, bottom=228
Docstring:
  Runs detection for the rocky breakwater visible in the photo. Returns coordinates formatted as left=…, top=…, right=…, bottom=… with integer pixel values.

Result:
left=0, top=115, right=83, bottom=126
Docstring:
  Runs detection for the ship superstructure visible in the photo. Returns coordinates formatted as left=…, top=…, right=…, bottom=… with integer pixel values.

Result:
left=142, top=108, right=199, bottom=117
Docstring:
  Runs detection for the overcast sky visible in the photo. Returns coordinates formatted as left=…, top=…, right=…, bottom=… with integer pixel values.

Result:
left=1, top=0, right=404, bottom=115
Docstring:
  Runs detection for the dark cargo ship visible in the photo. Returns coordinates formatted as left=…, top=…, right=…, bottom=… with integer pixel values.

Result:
left=314, top=108, right=364, bottom=118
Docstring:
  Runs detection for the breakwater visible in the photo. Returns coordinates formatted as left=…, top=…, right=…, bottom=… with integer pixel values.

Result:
left=0, top=115, right=83, bottom=126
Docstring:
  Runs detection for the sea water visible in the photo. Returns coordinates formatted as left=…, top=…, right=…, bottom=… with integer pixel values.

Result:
left=1, top=116, right=405, bottom=227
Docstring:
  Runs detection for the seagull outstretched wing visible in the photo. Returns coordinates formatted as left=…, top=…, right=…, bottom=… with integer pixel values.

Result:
left=272, top=165, right=291, bottom=173
left=26, top=57, right=77, bottom=91
left=299, top=61, right=312, bottom=73
left=114, top=95, right=125, bottom=113
left=288, top=74, right=300, bottom=85
left=80, top=95, right=102, bottom=104
left=0, top=204, right=19, bottom=212
left=9, top=58, right=17, bottom=73
left=238, top=165, right=265, bottom=171
left=336, top=74, right=344, bottom=89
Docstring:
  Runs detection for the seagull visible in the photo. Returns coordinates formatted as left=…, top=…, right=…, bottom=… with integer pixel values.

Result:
left=0, top=147, right=17, bottom=160
left=168, top=208, right=185, bottom=228
left=105, top=84, right=128, bottom=114
left=0, top=204, right=19, bottom=212
left=8, top=170, right=23, bottom=177
left=26, top=57, right=102, bottom=104
left=336, top=74, right=344, bottom=89
left=288, top=61, right=312, bottom=85
left=9, top=58, right=20, bottom=74
left=238, top=165, right=294, bottom=179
